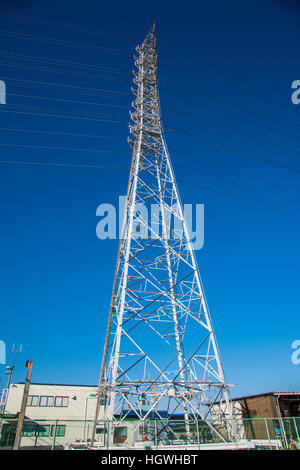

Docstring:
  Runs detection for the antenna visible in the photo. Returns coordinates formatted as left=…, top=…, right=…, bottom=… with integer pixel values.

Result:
left=12, top=343, right=22, bottom=354
left=12, top=343, right=22, bottom=367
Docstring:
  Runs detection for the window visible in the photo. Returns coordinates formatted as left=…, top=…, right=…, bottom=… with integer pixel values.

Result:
left=113, top=426, right=127, bottom=444
left=27, top=395, right=69, bottom=407
left=27, top=395, right=39, bottom=407
left=22, top=424, right=35, bottom=437
left=22, top=424, right=51, bottom=437
left=39, top=396, right=54, bottom=407
left=35, top=425, right=50, bottom=437
left=47, top=396, right=54, bottom=407
left=54, top=396, right=69, bottom=407
left=50, top=425, right=66, bottom=437
left=39, top=396, right=47, bottom=407
left=96, top=427, right=104, bottom=435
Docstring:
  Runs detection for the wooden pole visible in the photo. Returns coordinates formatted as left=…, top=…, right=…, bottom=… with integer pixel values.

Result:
left=13, top=360, right=33, bottom=450
left=51, top=420, right=58, bottom=450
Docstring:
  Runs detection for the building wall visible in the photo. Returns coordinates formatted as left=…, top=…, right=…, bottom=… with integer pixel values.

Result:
left=0, top=418, right=106, bottom=449
left=278, top=396, right=300, bottom=417
left=2, top=383, right=108, bottom=448
left=5, top=383, right=101, bottom=420
left=241, top=394, right=279, bottom=419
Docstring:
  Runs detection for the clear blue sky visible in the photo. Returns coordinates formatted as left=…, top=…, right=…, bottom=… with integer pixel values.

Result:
left=0, top=0, right=299, bottom=398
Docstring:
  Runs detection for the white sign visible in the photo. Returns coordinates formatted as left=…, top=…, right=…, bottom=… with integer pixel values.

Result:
left=0, top=340, right=5, bottom=364
left=0, top=388, right=8, bottom=406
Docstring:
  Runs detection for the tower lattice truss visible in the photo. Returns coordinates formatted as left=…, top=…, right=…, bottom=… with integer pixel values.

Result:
left=98, top=25, right=232, bottom=435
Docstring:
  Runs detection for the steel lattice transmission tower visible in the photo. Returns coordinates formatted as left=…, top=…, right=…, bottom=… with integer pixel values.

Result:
left=92, top=24, right=232, bottom=445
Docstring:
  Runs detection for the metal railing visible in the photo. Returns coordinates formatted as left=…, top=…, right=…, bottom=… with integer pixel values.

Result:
left=0, top=416, right=299, bottom=450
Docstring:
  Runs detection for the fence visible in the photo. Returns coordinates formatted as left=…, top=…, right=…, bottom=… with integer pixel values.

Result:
left=0, top=416, right=299, bottom=450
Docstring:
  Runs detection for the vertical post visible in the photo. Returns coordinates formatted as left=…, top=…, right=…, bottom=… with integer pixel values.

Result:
left=52, top=420, right=58, bottom=450
left=196, top=419, right=200, bottom=450
left=232, top=417, right=238, bottom=449
left=0, top=417, right=3, bottom=448
left=106, top=420, right=109, bottom=449
left=154, top=419, right=157, bottom=449
left=275, top=395, right=288, bottom=449
left=104, top=420, right=107, bottom=449
left=13, top=360, right=33, bottom=450
left=83, top=397, right=88, bottom=441
left=265, top=418, right=272, bottom=450
left=293, top=417, right=299, bottom=443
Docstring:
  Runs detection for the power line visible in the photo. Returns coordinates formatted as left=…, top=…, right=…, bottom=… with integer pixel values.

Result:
left=0, top=143, right=122, bottom=153
left=158, top=55, right=289, bottom=99
left=164, top=110, right=300, bottom=163
left=1, top=142, right=298, bottom=217
left=6, top=102, right=116, bottom=120
left=1, top=155, right=298, bottom=218
left=0, top=108, right=123, bottom=123
left=169, top=147, right=300, bottom=195
left=5, top=67, right=300, bottom=161
left=159, top=82, right=300, bottom=142
left=1, top=76, right=130, bottom=97
left=177, top=178, right=300, bottom=220
left=166, top=127, right=300, bottom=175
left=0, top=11, right=136, bottom=42
left=0, top=127, right=122, bottom=140
left=0, top=50, right=124, bottom=73
left=1, top=24, right=298, bottom=210
left=162, top=99, right=300, bottom=156
left=160, top=66, right=300, bottom=119
left=6, top=102, right=113, bottom=118
left=172, top=162, right=299, bottom=205
left=8, top=93, right=127, bottom=110
left=1, top=123, right=297, bottom=202
left=0, top=60, right=123, bottom=82
left=7, top=74, right=299, bottom=170
left=0, top=160, right=127, bottom=169
left=0, top=29, right=125, bottom=55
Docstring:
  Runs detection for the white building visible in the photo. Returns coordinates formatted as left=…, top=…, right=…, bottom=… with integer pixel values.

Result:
left=2, top=382, right=105, bottom=448
left=6, top=382, right=100, bottom=421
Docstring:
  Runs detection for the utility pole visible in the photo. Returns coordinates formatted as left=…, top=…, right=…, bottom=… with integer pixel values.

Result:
left=13, top=360, right=33, bottom=450
left=1, top=344, right=22, bottom=414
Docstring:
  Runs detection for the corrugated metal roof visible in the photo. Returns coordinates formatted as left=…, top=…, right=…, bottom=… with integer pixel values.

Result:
left=15, top=382, right=97, bottom=387
left=231, top=391, right=300, bottom=401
